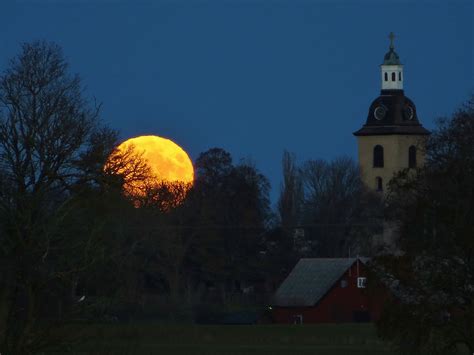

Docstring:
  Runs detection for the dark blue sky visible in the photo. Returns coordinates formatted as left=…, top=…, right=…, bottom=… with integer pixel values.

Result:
left=1, top=1, right=472, bottom=203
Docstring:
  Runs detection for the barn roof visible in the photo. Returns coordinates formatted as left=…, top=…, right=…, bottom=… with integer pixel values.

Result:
left=272, top=258, right=368, bottom=307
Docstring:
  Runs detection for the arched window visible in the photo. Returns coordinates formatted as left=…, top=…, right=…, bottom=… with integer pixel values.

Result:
left=376, top=177, right=383, bottom=191
left=373, top=145, right=384, bottom=167
left=392, top=72, right=396, bottom=81
left=409, top=145, right=417, bottom=168
left=399, top=72, right=402, bottom=81
left=384, top=72, right=388, bottom=81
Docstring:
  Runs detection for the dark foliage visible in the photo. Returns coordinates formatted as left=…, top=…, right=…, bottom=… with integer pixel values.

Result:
left=376, top=96, right=474, bottom=354
left=0, top=41, right=100, bottom=354
left=0, top=41, right=151, bottom=354
left=82, top=147, right=273, bottom=323
left=276, top=153, right=383, bottom=259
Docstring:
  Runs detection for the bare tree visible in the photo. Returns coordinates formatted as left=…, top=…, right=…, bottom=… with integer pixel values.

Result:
left=0, top=41, right=141, bottom=354
left=277, top=151, right=303, bottom=233
left=300, top=156, right=381, bottom=257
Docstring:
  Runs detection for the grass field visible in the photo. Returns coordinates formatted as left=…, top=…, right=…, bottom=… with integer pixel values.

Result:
left=45, top=323, right=398, bottom=355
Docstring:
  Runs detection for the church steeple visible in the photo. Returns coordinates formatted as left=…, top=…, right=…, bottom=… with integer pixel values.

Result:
left=381, top=32, right=403, bottom=91
left=353, top=33, right=430, bottom=195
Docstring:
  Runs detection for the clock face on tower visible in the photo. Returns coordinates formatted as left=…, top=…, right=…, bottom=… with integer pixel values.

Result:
left=374, top=106, right=387, bottom=120
left=404, top=105, right=414, bottom=120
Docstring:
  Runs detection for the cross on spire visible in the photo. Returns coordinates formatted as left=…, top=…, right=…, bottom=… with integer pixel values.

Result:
left=389, top=32, right=395, bottom=49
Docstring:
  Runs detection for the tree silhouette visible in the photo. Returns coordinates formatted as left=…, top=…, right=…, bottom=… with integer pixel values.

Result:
left=0, top=41, right=143, bottom=354
left=376, top=96, right=474, bottom=354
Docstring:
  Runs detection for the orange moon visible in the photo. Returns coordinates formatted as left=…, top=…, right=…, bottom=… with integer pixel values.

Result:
left=110, top=135, right=194, bottom=197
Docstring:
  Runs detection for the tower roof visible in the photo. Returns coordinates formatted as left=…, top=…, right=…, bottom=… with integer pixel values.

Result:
left=353, top=90, right=430, bottom=136
left=354, top=33, right=430, bottom=137
left=383, top=49, right=401, bottom=65
left=382, top=32, right=401, bottom=65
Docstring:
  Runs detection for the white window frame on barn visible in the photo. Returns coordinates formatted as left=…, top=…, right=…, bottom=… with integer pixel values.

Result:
left=293, top=314, right=303, bottom=324
left=357, top=277, right=367, bottom=288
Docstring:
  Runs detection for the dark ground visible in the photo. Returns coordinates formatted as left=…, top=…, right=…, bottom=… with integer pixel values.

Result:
left=45, top=323, right=398, bottom=355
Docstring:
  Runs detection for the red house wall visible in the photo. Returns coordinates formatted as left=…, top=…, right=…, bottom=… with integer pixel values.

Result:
left=272, top=261, right=387, bottom=323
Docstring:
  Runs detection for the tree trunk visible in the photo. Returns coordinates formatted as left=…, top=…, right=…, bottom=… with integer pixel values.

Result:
left=12, top=278, right=37, bottom=355
left=0, top=268, right=15, bottom=350
left=168, top=266, right=181, bottom=304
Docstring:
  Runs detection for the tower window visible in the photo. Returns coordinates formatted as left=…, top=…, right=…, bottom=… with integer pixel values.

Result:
left=384, top=73, right=388, bottom=81
left=373, top=145, right=384, bottom=167
left=376, top=177, right=383, bottom=191
left=392, top=72, right=396, bottom=81
left=399, top=72, right=402, bottom=81
left=409, top=145, right=417, bottom=168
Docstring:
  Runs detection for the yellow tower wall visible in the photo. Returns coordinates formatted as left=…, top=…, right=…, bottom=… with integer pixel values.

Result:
left=356, top=134, right=427, bottom=192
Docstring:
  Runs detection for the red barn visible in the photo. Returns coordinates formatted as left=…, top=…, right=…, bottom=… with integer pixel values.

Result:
left=271, top=258, right=386, bottom=323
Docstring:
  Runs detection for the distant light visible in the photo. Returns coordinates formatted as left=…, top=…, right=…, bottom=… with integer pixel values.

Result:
left=268, top=306, right=273, bottom=310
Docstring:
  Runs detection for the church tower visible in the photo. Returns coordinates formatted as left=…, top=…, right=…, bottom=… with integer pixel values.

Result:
left=354, top=33, right=430, bottom=193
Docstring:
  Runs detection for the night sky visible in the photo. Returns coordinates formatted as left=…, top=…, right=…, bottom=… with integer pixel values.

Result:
left=1, top=1, right=472, bottom=203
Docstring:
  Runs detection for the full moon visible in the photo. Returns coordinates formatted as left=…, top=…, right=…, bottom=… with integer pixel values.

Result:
left=109, top=135, right=194, bottom=198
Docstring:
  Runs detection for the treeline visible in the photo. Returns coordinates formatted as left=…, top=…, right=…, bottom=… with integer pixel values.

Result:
left=0, top=41, right=273, bottom=354
left=276, top=152, right=383, bottom=258
left=83, top=147, right=274, bottom=319
left=374, top=96, right=474, bottom=354
left=0, top=41, right=382, bottom=354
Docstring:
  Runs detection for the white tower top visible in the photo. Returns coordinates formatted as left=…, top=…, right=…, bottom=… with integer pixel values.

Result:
left=380, top=32, right=403, bottom=91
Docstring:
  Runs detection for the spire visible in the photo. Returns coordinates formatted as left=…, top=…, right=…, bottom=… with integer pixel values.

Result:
left=389, top=32, right=395, bottom=50
left=383, top=32, right=401, bottom=65
left=381, top=32, right=403, bottom=90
